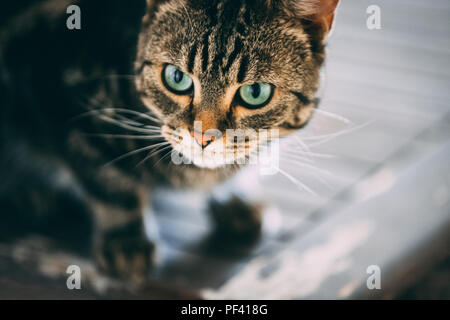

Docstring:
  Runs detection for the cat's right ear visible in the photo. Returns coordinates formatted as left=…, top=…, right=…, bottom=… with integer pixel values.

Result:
left=271, top=0, right=340, bottom=44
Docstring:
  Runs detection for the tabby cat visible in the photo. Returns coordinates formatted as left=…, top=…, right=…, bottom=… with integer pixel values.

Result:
left=0, top=0, right=339, bottom=279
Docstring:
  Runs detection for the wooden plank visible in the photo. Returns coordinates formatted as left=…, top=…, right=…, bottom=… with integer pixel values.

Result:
left=0, top=237, right=198, bottom=299
left=205, top=143, right=450, bottom=299
left=1, top=0, right=449, bottom=300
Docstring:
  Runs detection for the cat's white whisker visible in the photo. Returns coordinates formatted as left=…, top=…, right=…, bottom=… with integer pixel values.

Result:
left=314, top=108, right=353, bottom=125
left=291, top=135, right=314, bottom=162
left=281, top=157, right=335, bottom=188
left=77, top=107, right=162, bottom=125
left=97, top=108, right=161, bottom=123
left=143, top=125, right=163, bottom=130
left=302, top=121, right=373, bottom=147
left=180, top=3, right=193, bottom=32
left=112, top=108, right=162, bottom=124
left=282, top=154, right=335, bottom=175
left=97, top=114, right=161, bottom=134
left=282, top=147, right=314, bottom=164
left=287, top=149, right=336, bottom=159
left=150, top=148, right=176, bottom=169
left=103, top=141, right=170, bottom=167
left=274, top=166, right=318, bottom=196
left=293, top=134, right=312, bottom=151
left=83, top=133, right=164, bottom=140
left=112, top=114, right=148, bottom=127
left=104, top=111, right=161, bottom=131
left=137, top=143, right=174, bottom=168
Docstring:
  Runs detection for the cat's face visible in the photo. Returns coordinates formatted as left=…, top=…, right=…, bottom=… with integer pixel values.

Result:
left=135, top=0, right=338, bottom=169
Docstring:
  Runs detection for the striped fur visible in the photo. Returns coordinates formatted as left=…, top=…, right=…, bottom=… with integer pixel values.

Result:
left=0, top=0, right=338, bottom=279
left=137, top=0, right=336, bottom=137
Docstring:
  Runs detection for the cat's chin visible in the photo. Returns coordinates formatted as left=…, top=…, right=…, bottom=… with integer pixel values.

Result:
left=191, top=157, right=229, bottom=170
left=174, top=151, right=237, bottom=170
left=169, top=147, right=249, bottom=171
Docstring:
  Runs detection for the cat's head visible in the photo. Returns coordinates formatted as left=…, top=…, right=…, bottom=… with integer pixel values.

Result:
left=135, top=0, right=339, bottom=169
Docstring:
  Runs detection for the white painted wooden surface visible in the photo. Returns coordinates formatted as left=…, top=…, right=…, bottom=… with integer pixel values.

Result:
left=3, top=0, right=449, bottom=299
left=150, top=0, right=450, bottom=298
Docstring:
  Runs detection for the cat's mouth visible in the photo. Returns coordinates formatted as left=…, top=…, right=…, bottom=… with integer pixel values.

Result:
left=161, top=125, right=258, bottom=169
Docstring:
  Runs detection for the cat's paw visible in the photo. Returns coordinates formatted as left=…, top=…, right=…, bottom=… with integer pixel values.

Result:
left=208, top=196, right=263, bottom=243
left=94, top=235, right=155, bottom=281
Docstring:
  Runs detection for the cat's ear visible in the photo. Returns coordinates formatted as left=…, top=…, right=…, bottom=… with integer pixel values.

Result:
left=145, top=0, right=168, bottom=11
left=143, top=0, right=170, bottom=25
left=273, top=0, right=339, bottom=42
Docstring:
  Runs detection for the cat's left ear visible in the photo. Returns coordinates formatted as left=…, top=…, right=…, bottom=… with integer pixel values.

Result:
left=145, top=0, right=168, bottom=10
left=143, top=0, right=170, bottom=25
left=274, top=0, right=340, bottom=42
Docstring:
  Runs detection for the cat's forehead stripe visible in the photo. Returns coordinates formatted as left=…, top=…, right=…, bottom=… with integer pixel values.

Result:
left=159, top=1, right=313, bottom=90
left=222, top=36, right=243, bottom=76
left=201, top=32, right=210, bottom=73
left=187, top=42, right=198, bottom=74
left=194, top=0, right=250, bottom=83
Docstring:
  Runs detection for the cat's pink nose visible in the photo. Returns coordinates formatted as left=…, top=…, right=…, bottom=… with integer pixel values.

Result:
left=191, top=130, right=215, bottom=149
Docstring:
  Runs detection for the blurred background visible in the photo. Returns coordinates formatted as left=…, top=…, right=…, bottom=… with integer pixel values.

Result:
left=1, top=0, right=449, bottom=299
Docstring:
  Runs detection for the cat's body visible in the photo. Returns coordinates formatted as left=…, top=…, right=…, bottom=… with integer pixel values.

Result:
left=0, top=0, right=338, bottom=279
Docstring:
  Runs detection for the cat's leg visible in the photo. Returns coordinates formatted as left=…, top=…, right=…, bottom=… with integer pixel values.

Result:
left=66, top=130, right=157, bottom=279
left=86, top=168, right=155, bottom=280
left=92, top=202, right=155, bottom=281
left=207, top=168, right=275, bottom=244
left=208, top=194, right=263, bottom=243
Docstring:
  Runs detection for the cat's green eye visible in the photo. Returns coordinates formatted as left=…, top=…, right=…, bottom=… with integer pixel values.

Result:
left=163, top=64, right=193, bottom=94
left=239, top=83, right=273, bottom=108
